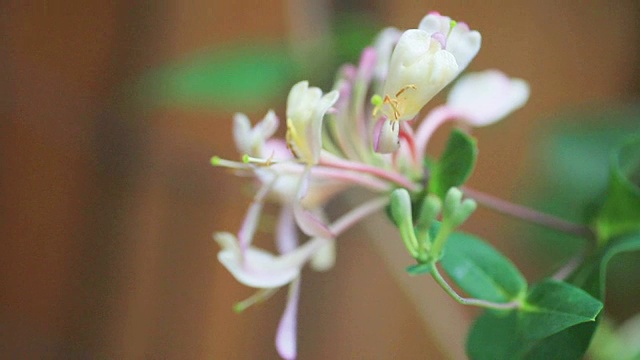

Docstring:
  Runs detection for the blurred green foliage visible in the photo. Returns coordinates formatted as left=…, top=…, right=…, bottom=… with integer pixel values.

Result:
left=136, top=13, right=379, bottom=112
left=138, top=43, right=297, bottom=111
left=523, top=104, right=640, bottom=265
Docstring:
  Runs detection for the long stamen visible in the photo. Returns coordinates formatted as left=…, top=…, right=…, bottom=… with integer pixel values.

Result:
left=233, top=288, right=279, bottom=313
left=210, top=156, right=252, bottom=170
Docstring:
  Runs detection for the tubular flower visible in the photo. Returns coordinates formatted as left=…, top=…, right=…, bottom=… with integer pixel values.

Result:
left=210, top=11, right=528, bottom=359
left=373, top=12, right=482, bottom=153
left=286, top=81, right=339, bottom=165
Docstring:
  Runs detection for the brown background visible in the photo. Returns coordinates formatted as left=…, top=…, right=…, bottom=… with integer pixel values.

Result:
left=2, top=1, right=639, bottom=359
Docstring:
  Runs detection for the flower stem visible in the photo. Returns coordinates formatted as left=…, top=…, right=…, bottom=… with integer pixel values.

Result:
left=430, top=220, right=453, bottom=260
left=429, top=263, right=521, bottom=310
left=462, top=186, right=595, bottom=240
left=320, top=151, right=419, bottom=191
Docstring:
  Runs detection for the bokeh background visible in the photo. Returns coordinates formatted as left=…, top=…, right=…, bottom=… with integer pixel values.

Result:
left=3, top=1, right=640, bottom=359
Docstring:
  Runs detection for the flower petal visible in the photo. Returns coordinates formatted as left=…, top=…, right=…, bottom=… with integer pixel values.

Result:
left=373, top=118, right=400, bottom=153
left=277, top=205, right=298, bottom=254
left=447, top=69, right=530, bottom=126
left=215, top=232, right=301, bottom=289
left=446, top=22, right=481, bottom=74
left=373, top=27, right=402, bottom=83
left=276, top=279, right=301, bottom=360
left=418, top=13, right=481, bottom=75
left=233, top=113, right=252, bottom=154
left=293, top=168, right=334, bottom=239
left=286, top=81, right=339, bottom=165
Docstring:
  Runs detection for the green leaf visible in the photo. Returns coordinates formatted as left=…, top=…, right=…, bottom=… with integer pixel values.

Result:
left=332, top=14, right=379, bottom=64
left=428, top=129, right=478, bottom=199
left=520, top=233, right=640, bottom=360
left=138, top=44, right=297, bottom=110
left=521, top=279, right=602, bottom=342
left=440, top=231, right=527, bottom=303
left=467, top=279, right=603, bottom=360
left=516, top=280, right=603, bottom=359
left=595, top=135, right=640, bottom=242
left=522, top=321, right=597, bottom=360
left=467, top=310, right=520, bottom=360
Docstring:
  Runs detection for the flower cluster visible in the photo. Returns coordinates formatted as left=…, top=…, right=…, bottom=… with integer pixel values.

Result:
left=211, top=11, right=529, bottom=359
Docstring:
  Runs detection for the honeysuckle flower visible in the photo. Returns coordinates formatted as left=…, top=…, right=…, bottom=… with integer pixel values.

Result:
left=211, top=11, right=530, bottom=359
left=372, top=13, right=481, bottom=153
left=379, top=29, right=458, bottom=122
left=286, top=81, right=339, bottom=165
left=215, top=197, right=388, bottom=359
left=233, top=110, right=279, bottom=157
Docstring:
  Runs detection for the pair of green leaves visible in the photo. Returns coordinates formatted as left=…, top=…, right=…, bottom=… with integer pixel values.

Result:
left=436, top=231, right=603, bottom=359
left=460, top=135, right=640, bottom=359
left=411, top=128, right=605, bottom=359
left=408, top=120, right=640, bottom=358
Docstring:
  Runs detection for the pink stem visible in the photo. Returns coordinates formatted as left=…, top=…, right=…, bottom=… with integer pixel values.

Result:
left=462, top=186, right=594, bottom=239
left=280, top=196, right=389, bottom=267
left=320, top=151, right=419, bottom=191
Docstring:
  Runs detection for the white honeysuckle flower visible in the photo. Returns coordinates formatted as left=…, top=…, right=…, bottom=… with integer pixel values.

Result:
left=447, top=69, right=530, bottom=126
left=380, top=29, right=458, bottom=122
left=418, top=12, right=481, bottom=74
left=211, top=10, right=533, bottom=359
left=286, top=81, right=339, bottom=165
left=233, top=110, right=279, bottom=157
left=376, top=13, right=481, bottom=127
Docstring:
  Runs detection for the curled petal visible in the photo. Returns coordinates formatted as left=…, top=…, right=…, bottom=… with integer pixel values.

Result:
left=232, top=113, right=252, bottom=154
left=233, top=111, right=280, bottom=156
left=286, top=81, right=339, bottom=165
left=277, top=205, right=298, bottom=254
left=446, top=22, right=481, bottom=74
left=215, top=232, right=300, bottom=289
left=276, top=279, right=301, bottom=360
left=374, top=118, right=400, bottom=153
left=418, top=13, right=481, bottom=75
left=418, top=13, right=451, bottom=35
left=293, top=167, right=334, bottom=239
left=447, top=70, right=530, bottom=126
left=293, top=203, right=333, bottom=240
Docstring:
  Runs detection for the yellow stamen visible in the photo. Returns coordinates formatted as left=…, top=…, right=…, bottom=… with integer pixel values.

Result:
left=395, top=84, right=417, bottom=97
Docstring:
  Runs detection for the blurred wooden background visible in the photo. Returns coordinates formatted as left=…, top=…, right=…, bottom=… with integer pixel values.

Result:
left=2, top=1, right=639, bottom=359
